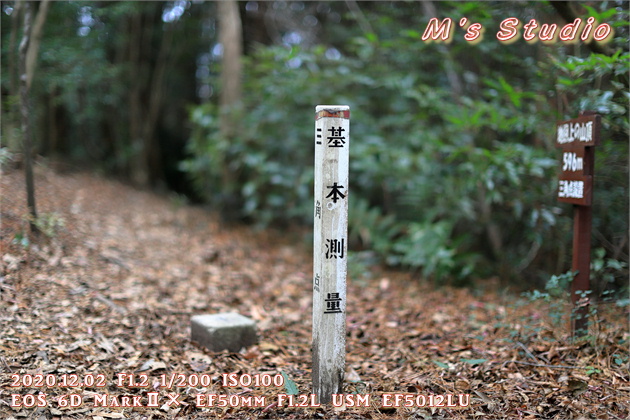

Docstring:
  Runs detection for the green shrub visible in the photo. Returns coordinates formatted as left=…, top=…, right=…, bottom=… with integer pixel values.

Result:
left=182, top=2, right=628, bottom=286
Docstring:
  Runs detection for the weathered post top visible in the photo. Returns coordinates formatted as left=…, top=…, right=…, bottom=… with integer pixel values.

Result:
left=315, top=105, right=351, bottom=120
left=313, top=105, right=349, bottom=405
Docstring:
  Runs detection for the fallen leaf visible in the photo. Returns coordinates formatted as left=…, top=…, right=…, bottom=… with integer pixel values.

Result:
left=568, top=378, right=588, bottom=395
left=346, top=367, right=361, bottom=383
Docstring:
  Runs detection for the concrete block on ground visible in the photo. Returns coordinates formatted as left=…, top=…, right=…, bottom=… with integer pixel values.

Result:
left=191, top=312, right=257, bottom=352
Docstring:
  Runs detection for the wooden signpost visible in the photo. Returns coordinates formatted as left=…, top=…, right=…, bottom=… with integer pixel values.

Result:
left=313, top=105, right=350, bottom=404
left=555, top=111, right=600, bottom=336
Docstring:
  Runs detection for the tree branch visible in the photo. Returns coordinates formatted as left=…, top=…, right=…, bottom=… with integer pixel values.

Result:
left=345, top=0, right=374, bottom=36
left=420, top=1, right=464, bottom=101
left=550, top=1, right=615, bottom=56
left=18, top=1, right=38, bottom=232
left=26, top=0, right=50, bottom=89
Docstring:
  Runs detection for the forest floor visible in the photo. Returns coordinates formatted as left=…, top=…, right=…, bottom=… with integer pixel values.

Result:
left=1, top=163, right=628, bottom=420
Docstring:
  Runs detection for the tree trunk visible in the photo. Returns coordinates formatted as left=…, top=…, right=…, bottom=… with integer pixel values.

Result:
left=8, top=2, right=22, bottom=96
left=6, top=1, right=23, bottom=153
left=218, top=0, right=243, bottom=199
left=26, top=0, right=51, bottom=90
left=218, top=0, right=243, bottom=134
left=18, top=1, right=38, bottom=233
left=128, top=12, right=147, bottom=186
left=142, top=8, right=176, bottom=186
left=128, top=3, right=171, bottom=187
left=107, top=15, right=131, bottom=175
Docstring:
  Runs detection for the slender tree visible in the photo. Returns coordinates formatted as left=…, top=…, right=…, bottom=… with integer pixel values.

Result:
left=18, top=1, right=37, bottom=232
left=26, top=0, right=50, bottom=89
left=17, top=0, right=50, bottom=233
left=217, top=0, right=243, bottom=201
left=6, top=1, right=22, bottom=153
left=218, top=0, right=243, bottom=129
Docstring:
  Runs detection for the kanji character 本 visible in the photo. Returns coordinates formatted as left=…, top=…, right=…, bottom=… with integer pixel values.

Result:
left=325, top=238, right=345, bottom=259
left=324, top=292, right=342, bottom=314
left=327, top=126, right=346, bottom=147
left=326, top=183, right=346, bottom=203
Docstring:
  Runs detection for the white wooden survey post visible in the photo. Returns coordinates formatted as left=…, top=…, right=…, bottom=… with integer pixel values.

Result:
left=313, top=105, right=349, bottom=404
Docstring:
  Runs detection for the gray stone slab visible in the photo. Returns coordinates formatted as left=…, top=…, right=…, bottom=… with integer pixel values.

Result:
left=191, top=312, right=257, bottom=352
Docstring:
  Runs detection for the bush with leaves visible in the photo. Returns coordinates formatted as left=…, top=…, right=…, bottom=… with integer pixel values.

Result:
left=183, top=2, right=628, bottom=287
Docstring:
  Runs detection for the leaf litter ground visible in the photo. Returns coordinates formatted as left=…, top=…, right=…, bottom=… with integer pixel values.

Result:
left=1, top=165, right=628, bottom=419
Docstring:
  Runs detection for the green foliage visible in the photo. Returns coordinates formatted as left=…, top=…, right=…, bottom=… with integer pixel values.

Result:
left=181, top=2, right=628, bottom=286
left=461, top=358, right=487, bottom=365
left=31, top=212, right=65, bottom=239
left=12, top=231, right=30, bottom=249
left=391, top=221, right=465, bottom=282
left=182, top=98, right=314, bottom=225
left=348, top=197, right=399, bottom=258
left=0, top=147, right=14, bottom=168
left=585, top=366, right=602, bottom=376
left=590, top=248, right=629, bottom=300
left=523, top=270, right=576, bottom=327
left=616, top=298, right=630, bottom=308
left=280, top=371, right=299, bottom=395
left=183, top=40, right=556, bottom=282
left=545, top=271, right=578, bottom=300
left=12, top=212, right=65, bottom=248
left=1, top=1, right=625, bottom=287
left=525, top=254, right=628, bottom=339
left=549, top=6, right=629, bottom=292
left=613, top=354, right=628, bottom=367
left=433, top=361, right=451, bottom=370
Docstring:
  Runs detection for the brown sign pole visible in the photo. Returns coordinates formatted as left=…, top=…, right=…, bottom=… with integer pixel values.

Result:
left=555, top=111, right=600, bottom=337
